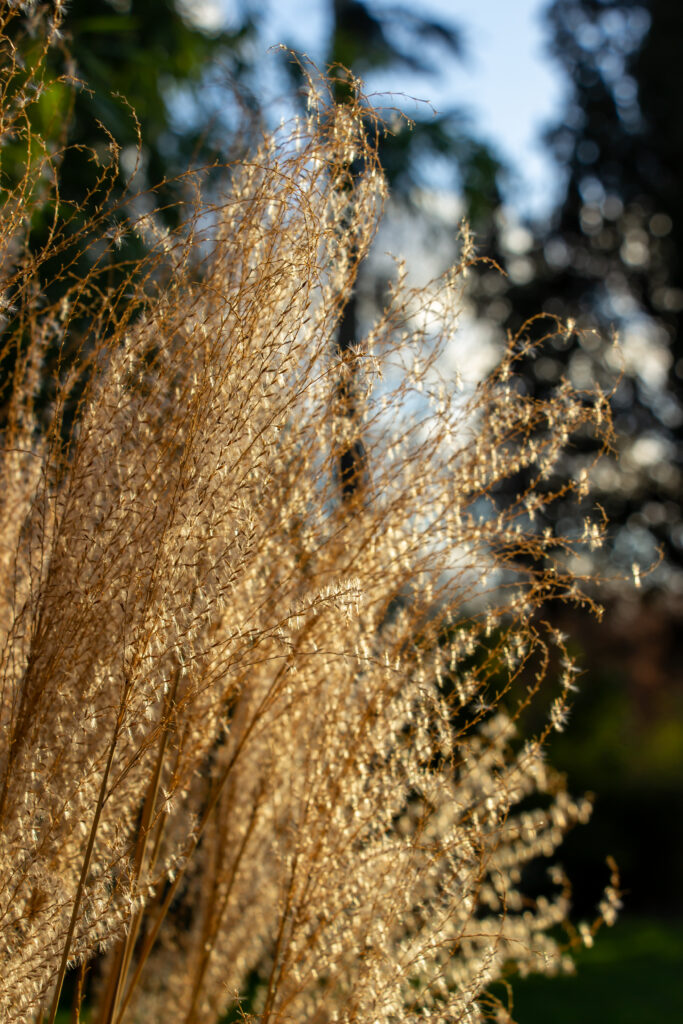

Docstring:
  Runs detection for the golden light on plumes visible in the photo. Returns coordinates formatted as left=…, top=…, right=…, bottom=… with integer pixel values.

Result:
left=0, top=7, right=617, bottom=1023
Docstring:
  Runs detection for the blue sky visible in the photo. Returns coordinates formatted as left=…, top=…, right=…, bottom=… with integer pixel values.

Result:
left=410, top=0, right=567, bottom=217
left=263, top=0, right=565, bottom=218
left=190, top=1, right=566, bottom=217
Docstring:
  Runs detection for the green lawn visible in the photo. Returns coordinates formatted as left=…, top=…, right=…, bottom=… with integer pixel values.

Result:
left=501, top=917, right=683, bottom=1024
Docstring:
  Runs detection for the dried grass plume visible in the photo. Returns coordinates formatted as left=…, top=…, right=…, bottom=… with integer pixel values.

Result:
left=0, top=6, right=619, bottom=1023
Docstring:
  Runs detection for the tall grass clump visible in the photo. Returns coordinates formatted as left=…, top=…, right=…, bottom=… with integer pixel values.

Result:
left=0, top=5, right=620, bottom=1023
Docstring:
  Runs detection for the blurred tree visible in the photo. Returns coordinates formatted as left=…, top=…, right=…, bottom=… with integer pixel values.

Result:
left=503, top=0, right=682, bottom=578
left=4, top=0, right=256, bottom=218
left=0, top=0, right=256, bottom=426
left=489, top=0, right=683, bottom=922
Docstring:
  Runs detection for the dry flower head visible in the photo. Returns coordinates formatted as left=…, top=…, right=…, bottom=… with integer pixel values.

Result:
left=0, top=7, right=617, bottom=1024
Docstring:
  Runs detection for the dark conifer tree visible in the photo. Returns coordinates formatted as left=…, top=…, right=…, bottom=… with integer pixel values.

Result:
left=503, top=0, right=682, bottom=575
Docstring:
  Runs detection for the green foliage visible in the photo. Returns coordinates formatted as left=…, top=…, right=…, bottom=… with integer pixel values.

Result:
left=7, top=0, right=255, bottom=197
